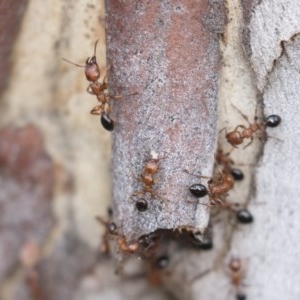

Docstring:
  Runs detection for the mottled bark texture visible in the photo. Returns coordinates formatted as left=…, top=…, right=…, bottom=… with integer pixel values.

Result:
left=106, top=0, right=226, bottom=240
left=0, top=1, right=107, bottom=299
left=0, top=125, right=54, bottom=283
left=0, top=0, right=28, bottom=95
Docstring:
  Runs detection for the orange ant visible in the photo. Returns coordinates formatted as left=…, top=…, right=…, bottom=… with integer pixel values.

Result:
left=63, top=40, right=118, bottom=131
left=145, top=254, right=171, bottom=286
left=95, top=214, right=141, bottom=255
left=132, top=151, right=166, bottom=211
left=117, top=232, right=160, bottom=256
left=95, top=209, right=117, bottom=254
left=224, top=105, right=282, bottom=149
left=224, top=104, right=264, bottom=149
left=228, top=257, right=247, bottom=300
left=212, top=200, right=254, bottom=224
left=186, top=169, right=234, bottom=206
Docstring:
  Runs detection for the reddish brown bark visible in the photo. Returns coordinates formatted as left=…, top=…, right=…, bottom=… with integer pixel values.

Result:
left=106, top=1, right=226, bottom=240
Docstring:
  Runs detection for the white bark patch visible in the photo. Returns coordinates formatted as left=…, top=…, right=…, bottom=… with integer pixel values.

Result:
left=232, top=33, right=300, bottom=300
left=249, top=0, right=300, bottom=90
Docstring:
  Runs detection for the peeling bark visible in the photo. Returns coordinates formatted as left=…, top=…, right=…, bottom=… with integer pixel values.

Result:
left=106, top=0, right=226, bottom=241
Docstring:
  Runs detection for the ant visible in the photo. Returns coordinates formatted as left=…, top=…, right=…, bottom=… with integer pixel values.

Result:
left=228, top=257, right=247, bottom=300
left=146, top=254, right=171, bottom=286
left=186, top=168, right=235, bottom=206
left=225, top=105, right=281, bottom=148
left=117, top=237, right=140, bottom=254
left=96, top=214, right=141, bottom=255
left=215, top=149, right=244, bottom=181
left=132, top=151, right=166, bottom=211
left=95, top=209, right=118, bottom=254
left=63, top=40, right=119, bottom=131
left=225, top=104, right=262, bottom=149
left=214, top=201, right=254, bottom=224
left=118, top=232, right=160, bottom=256
left=96, top=211, right=160, bottom=257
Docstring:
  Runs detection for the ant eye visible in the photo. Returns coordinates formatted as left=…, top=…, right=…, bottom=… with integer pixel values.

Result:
left=189, top=184, right=208, bottom=197
left=266, top=114, right=281, bottom=127
left=230, top=168, right=244, bottom=181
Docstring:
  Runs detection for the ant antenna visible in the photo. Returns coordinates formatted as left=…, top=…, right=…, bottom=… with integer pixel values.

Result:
left=93, top=39, right=99, bottom=57
left=62, top=58, right=85, bottom=68
left=62, top=40, right=99, bottom=68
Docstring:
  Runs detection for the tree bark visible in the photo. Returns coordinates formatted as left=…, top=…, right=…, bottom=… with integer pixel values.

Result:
left=0, top=0, right=299, bottom=299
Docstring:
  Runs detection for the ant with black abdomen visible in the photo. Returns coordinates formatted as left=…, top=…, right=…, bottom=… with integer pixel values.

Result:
left=63, top=40, right=122, bottom=131
left=132, top=151, right=167, bottom=211
left=224, top=104, right=281, bottom=149
left=228, top=256, right=247, bottom=300
left=185, top=168, right=235, bottom=206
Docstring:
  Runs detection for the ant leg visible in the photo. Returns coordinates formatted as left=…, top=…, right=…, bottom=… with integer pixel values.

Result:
left=183, top=169, right=207, bottom=179
left=219, top=127, right=227, bottom=134
left=107, top=93, right=123, bottom=100
left=243, top=137, right=254, bottom=149
left=130, top=191, right=144, bottom=203
left=90, top=105, right=103, bottom=115
left=231, top=104, right=251, bottom=126
left=197, top=201, right=214, bottom=207
left=233, top=124, right=247, bottom=132
left=189, top=268, right=212, bottom=285
left=86, top=85, right=95, bottom=95
left=146, top=190, right=170, bottom=202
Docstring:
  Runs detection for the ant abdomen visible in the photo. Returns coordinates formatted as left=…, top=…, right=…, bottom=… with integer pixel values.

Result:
left=101, top=113, right=114, bottom=131
left=266, top=114, right=281, bottom=127
left=189, top=184, right=208, bottom=198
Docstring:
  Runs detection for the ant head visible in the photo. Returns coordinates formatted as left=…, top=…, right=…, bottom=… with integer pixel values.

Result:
left=85, top=55, right=100, bottom=82
left=85, top=40, right=100, bottom=81
left=145, top=159, right=159, bottom=174
left=62, top=40, right=100, bottom=82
